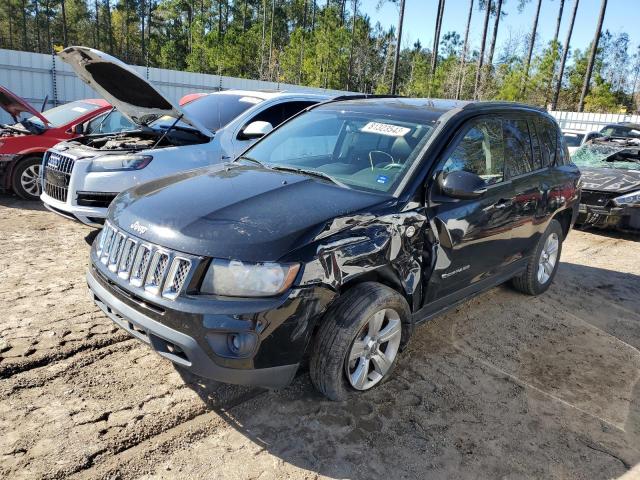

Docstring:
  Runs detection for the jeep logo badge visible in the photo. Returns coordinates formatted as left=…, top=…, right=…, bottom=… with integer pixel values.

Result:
left=130, top=221, right=148, bottom=235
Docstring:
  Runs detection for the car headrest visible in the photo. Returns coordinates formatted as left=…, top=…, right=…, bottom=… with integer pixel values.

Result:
left=391, top=136, right=414, bottom=161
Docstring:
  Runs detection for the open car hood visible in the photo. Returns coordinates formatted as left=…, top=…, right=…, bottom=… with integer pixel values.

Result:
left=58, top=46, right=213, bottom=137
left=0, top=85, right=49, bottom=125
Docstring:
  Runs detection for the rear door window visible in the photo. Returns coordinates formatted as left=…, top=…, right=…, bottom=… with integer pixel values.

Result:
left=528, top=118, right=545, bottom=170
left=503, top=118, right=534, bottom=177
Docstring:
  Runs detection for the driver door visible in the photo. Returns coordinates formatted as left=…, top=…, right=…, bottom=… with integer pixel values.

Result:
left=424, top=116, right=518, bottom=302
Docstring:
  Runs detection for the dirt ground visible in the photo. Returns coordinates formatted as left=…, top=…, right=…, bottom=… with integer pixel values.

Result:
left=1, top=194, right=639, bottom=480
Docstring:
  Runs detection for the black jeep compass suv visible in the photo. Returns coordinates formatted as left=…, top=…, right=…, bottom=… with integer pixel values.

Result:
left=87, top=97, right=580, bottom=401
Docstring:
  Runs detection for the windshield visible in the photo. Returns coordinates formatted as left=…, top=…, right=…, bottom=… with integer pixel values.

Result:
left=572, top=141, right=640, bottom=170
left=26, top=101, right=102, bottom=128
left=151, top=94, right=263, bottom=132
left=600, top=125, right=640, bottom=139
left=241, top=107, right=436, bottom=194
left=563, top=132, right=584, bottom=147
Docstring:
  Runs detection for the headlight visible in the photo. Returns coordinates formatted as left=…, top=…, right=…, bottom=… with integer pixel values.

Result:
left=200, top=259, right=300, bottom=297
left=89, top=154, right=152, bottom=172
left=613, top=190, right=640, bottom=207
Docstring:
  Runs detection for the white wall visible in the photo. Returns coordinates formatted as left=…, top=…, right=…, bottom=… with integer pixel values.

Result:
left=549, top=110, right=640, bottom=132
left=0, top=48, right=349, bottom=124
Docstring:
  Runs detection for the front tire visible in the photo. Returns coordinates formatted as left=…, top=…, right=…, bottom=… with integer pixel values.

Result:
left=310, top=282, right=411, bottom=401
left=12, top=156, right=43, bottom=200
left=511, top=219, right=564, bottom=295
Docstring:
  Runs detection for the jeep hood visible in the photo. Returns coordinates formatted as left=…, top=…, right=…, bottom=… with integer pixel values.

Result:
left=0, top=85, right=48, bottom=124
left=110, top=164, right=389, bottom=262
left=59, top=46, right=213, bottom=137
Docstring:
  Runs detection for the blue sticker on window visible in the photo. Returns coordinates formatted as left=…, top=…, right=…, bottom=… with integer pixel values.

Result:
left=376, top=175, right=388, bottom=184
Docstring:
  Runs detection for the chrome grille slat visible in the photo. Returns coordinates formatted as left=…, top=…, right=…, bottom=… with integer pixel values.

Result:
left=162, top=258, right=191, bottom=299
left=144, top=252, right=170, bottom=294
left=117, top=239, right=138, bottom=279
left=43, top=151, right=75, bottom=203
left=97, top=221, right=194, bottom=298
left=108, top=233, right=126, bottom=272
left=100, top=226, right=115, bottom=264
left=130, top=245, right=152, bottom=287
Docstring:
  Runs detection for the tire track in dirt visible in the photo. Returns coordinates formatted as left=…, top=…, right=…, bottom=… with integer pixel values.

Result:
left=0, top=339, right=260, bottom=479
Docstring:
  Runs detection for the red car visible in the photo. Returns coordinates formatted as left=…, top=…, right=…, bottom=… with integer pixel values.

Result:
left=0, top=86, right=113, bottom=200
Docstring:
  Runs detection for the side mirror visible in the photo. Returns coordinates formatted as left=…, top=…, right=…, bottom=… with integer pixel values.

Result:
left=73, top=124, right=84, bottom=135
left=438, top=170, right=487, bottom=199
left=240, top=121, right=273, bottom=140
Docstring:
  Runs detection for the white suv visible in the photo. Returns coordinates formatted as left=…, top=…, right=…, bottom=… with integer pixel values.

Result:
left=41, top=46, right=328, bottom=226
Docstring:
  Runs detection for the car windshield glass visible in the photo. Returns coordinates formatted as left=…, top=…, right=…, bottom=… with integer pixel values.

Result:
left=563, top=133, right=584, bottom=147
left=151, top=94, right=263, bottom=132
left=26, top=101, right=102, bottom=128
left=241, top=107, right=436, bottom=194
left=572, top=141, right=640, bottom=170
left=600, top=125, right=640, bottom=139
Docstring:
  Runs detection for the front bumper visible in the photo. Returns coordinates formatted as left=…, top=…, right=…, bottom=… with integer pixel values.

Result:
left=41, top=190, right=107, bottom=227
left=87, top=263, right=335, bottom=388
left=577, top=203, right=640, bottom=232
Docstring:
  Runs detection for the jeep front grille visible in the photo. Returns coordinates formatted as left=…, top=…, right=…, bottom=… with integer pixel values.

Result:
left=43, top=151, right=75, bottom=203
left=95, top=222, right=195, bottom=299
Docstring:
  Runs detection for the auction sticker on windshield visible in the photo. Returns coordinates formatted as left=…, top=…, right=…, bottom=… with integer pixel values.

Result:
left=361, top=121, right=410, bottom=137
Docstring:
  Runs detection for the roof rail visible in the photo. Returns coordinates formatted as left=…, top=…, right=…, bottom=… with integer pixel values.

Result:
left=329, top=94, right=405, bottom=101
left=462, top=100, right=547, bottom=113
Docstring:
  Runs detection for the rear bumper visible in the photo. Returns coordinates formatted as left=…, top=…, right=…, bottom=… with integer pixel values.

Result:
left=577, top=203, right=640, bottom=232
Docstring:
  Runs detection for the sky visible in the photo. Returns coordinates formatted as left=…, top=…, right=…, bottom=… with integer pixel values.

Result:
left=360, top=0, right=639, bottom=58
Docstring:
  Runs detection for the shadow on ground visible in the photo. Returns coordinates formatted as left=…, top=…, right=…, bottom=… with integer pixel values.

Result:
left=178, top=262, right=640, bottom=479
left=0, top=193, right=46, bottom=211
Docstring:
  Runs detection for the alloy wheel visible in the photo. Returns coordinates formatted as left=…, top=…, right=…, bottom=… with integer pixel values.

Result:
left=537, top=232, right=559, bottom=284
left=345, top=308, right=402, bottom=390
left=20, top=164, right=42, bottom=197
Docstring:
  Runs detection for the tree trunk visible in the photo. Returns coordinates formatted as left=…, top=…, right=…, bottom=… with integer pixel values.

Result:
left=487, top=0, right=502, bottom=67
left=33, top=0, right=42, bottom=52
left=521, top=0, right=542, bottom=95
left=311, top=0, right=316, bottom=32
left=545, top=0, right=565, bottom=105
left=579, top=0, right=607, bottom=111
left=61, top=0, right=68, bottom=47
left=21, top=0, right=28, bottom=50
left=346, top=0, right=356, bottom=90
left=8, top=1, right=14, bottom=49
left=456, top=0, right=474, bottom=99
left=105, top=0, right=113, bottom=53
left=430, top=0, right=445, bottom=79
left=299, top=0, right=308, bottom=84
left=268, top=0, right=275, bottom=81
left=390, top=0, right=405, bottom=95
left=94, top=0, right=99, bottom=50
left=45, top=0, right=51, bottom=51
left=473, top=0, right=491, bottom=100
left=140, top=0, right=146, bottom=63
left=260, top=0, right=267, bottom=79
left=553, top=0, right=565, bottom=45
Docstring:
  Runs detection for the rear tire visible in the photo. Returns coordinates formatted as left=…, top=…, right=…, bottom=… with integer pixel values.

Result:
left=309, top=282, right=411, bottom=401
left=12, top=156, right=43, bottom=200
left=511, top=219, right=563, bottom=296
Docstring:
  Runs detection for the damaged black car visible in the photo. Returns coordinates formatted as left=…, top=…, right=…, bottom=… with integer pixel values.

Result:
left=573, top=135, right=640, bottom=232
left=87, top=97, right=580, bottom=400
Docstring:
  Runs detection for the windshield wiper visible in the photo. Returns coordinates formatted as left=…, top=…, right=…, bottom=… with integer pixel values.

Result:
left=235, top=155, right=265, bottom=167
left=270, top=166, right=347, bottom=188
